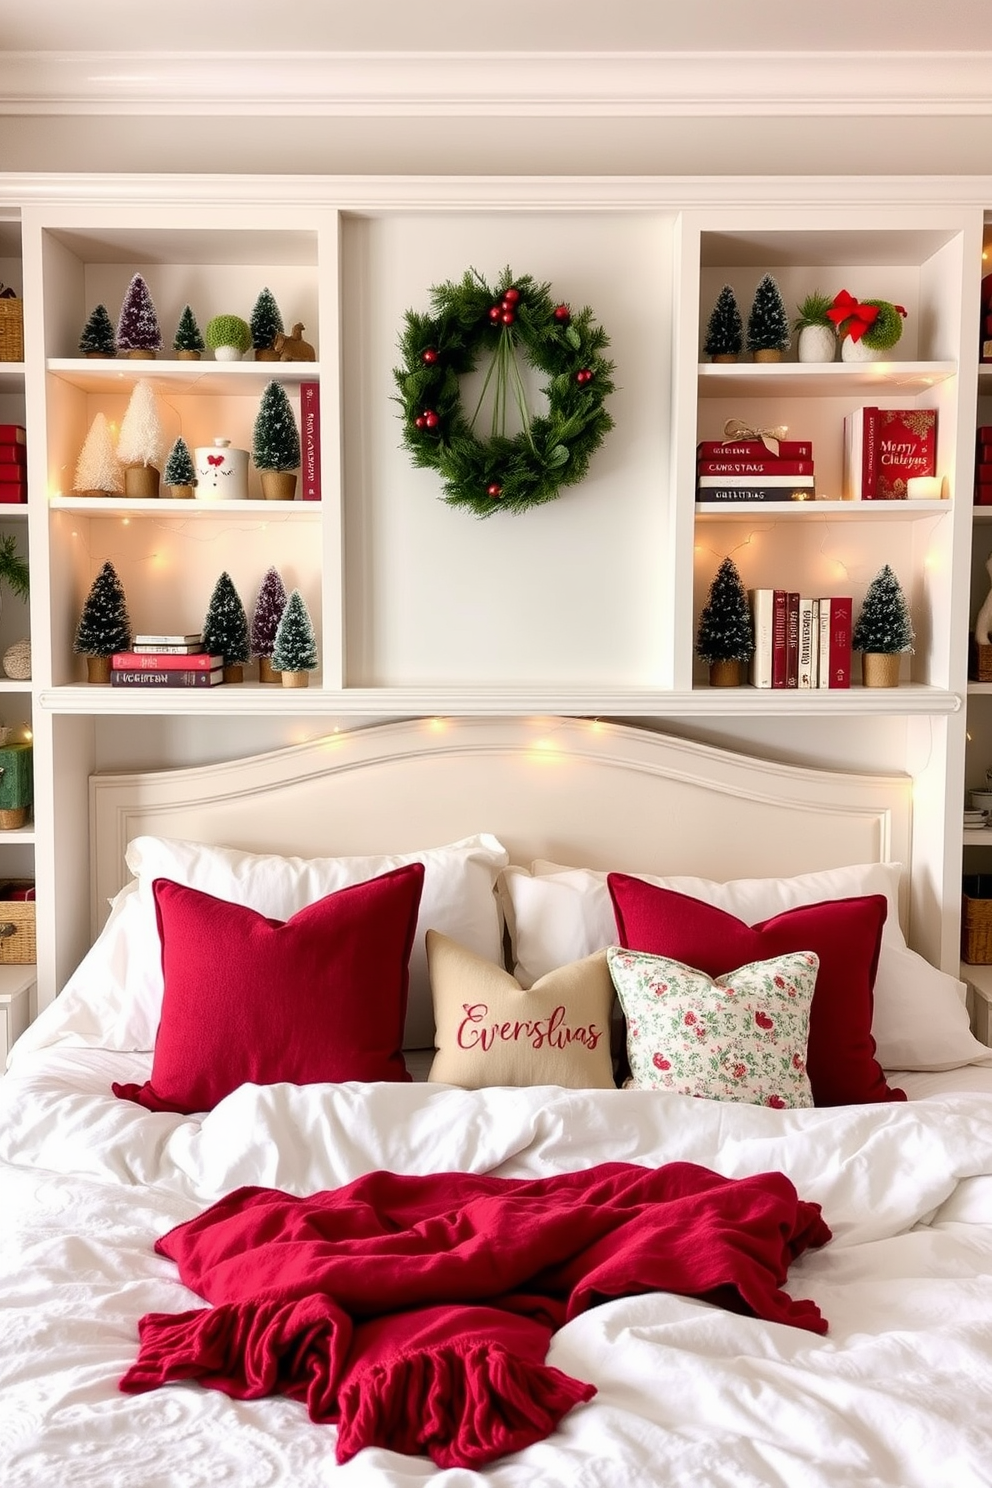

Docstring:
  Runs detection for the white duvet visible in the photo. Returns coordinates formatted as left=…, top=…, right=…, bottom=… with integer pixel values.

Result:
left=2, top=1046, right=992, bottom=1488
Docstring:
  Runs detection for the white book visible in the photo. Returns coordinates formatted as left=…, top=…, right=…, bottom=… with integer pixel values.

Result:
left=134, top=632, right=202, bottom=646
left=748, top=588, right=775, bottom=688
left=696, top=474, right=815, bottom=488
left=817, top=599, right=832, bottom=688
left=798, top=598, right=819, bottom=688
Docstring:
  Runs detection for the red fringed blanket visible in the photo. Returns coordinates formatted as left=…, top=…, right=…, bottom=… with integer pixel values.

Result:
left=121, top=1161, right=830, bottom=1468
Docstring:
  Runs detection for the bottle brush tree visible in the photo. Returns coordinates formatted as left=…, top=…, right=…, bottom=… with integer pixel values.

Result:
left=201, top=571, right=250, bottom=680
left=250, top=287, right=284, bottom=354
left=74, top=412, right=123, bottom=495
left=0, top=534, right=30, bottom=603
left=117, top=379, right=166, bottom=470
left=172, top=304, right=205, bottom=355
left=695, top=557, right=754, bottom=682
left=746, top=274, right=790, bottom=356
left=116, top=273, right=162, bottom=355
left=78, top=303, right=117, bottom=356
left=163, top=436, right=197, bottom=490
left=73, top=560, right=132, bottom=658
left=252, top=380, right=301, bottom=471
left=250, top=565, right=289, bottom=665
left=272, top=588, right=318, bottom=675
left=703, top=285, right=743, bottom=360
left=852, top=565, right=915, bottom=654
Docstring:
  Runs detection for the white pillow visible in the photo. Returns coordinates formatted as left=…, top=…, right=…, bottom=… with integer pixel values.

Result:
left=496, top=860, right=988, bottom=1074
left=17, top=834, right=508, bottom=1060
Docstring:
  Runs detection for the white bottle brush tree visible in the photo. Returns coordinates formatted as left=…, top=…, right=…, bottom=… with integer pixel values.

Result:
left=694, top=556, right=754, bottom=686
left=117, top=380, right=166, bottom=496
left=250, top=566, right=289, bottom=682
left=272, top=588, right=317, bottom=687
left=201, top=572, right=250, bottom=683
left=73, top=560, right=132, bottom=681
left=74, top=412, right=123, bottom=496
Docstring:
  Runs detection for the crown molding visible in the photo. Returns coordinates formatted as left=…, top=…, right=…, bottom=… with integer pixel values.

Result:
left=1, top=50, right=992, bottom=117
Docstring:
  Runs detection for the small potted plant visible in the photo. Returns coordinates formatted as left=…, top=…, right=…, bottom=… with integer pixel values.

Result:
left=249, top=287, right=284, bottom=362
left=793, top=291, right=837, bottom=364
left=205, top=314, right=251, bottom=362
left=252, top=380, right=301, bottom=500
left=695, top=556, right=754, bottom=686
left=78, top=304, right=117, bottom=358
left=172, top=305, right=205, bottom=361
left=73, top=560, right=131, bottom=682
left=703, top=285, right=743, bottom=363
left=201, top=571, right=250, bottom=683
left=163, top=436, right=197, bottom=498
left=272, top=588, right=318, bottom=687
left=828, top=290, right=907, bottom=363
left=746, top=274, right=790, bottom=363
left=852, top=564, right=914, bottom=687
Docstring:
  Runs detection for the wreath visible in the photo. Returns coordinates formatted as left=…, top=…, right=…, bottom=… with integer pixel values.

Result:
left=393, top=267, right=615, bottom=517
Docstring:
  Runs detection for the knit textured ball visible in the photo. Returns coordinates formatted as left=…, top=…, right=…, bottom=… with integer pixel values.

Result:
left=3, top=639, right=31, bottom=680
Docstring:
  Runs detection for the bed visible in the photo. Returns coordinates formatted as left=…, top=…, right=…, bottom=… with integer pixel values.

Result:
left=2, top=715, right=992, bottom=1487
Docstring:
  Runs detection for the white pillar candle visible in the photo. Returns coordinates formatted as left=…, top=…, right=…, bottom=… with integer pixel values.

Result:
left=906, top=475, right=943, bottom=500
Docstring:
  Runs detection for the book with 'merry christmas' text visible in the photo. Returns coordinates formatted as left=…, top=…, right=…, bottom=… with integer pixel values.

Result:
left=844, top=407, right=937, bottom=500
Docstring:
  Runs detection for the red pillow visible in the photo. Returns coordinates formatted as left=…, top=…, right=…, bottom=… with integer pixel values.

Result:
left=113, top=862, right=425, bottom=1114
left=607, top=874, right=903, bottom=1106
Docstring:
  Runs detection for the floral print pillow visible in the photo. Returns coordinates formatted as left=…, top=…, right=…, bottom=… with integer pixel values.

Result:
left=607, top=946, right=818, bottom=1108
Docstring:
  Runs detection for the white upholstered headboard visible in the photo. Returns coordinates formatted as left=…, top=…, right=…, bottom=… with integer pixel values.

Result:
left=89, top=716, right=912, bottom=937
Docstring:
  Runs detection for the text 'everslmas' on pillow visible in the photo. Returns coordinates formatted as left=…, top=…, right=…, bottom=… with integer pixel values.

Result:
left=112, top=863, right=424, bottom=1114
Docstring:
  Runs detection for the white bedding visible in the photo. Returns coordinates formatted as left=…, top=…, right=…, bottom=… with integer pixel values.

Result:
left=2, top=1044, right=992, bottom=1487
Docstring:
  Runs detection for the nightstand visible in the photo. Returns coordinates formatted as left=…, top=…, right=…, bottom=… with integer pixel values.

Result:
left=0, top=967, right=32, bottom=1066
left=966, top=975, right=992, bottom=1047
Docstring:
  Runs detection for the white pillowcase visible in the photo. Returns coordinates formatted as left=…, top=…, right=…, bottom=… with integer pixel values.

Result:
left=497, top=860, right=989, bottom=1075
left=15, top=834, right=509, bottom=1062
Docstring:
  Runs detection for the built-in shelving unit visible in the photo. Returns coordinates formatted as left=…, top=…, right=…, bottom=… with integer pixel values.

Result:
left=0, top=177, right=990, bottom=1023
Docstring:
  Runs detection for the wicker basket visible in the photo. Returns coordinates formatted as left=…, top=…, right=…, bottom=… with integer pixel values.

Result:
left=962, top=875, right=992, bottom=963
left=0, top=881, right=35, bottom=966
left=970, top=637, right=992, bottom=683
left=0, top=297, right=24, bottom=363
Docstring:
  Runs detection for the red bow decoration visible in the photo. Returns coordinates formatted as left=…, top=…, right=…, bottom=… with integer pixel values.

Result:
left=827, top=290, right=907, bottom=342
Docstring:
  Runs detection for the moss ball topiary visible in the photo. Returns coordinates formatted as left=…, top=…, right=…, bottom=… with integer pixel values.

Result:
left=861, top=300, right=905, bottom=352
left=205, top=315, right=251, bottom=356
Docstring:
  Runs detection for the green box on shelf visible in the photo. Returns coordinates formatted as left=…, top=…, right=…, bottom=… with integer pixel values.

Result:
left=0, top=742, right=32, bottom=829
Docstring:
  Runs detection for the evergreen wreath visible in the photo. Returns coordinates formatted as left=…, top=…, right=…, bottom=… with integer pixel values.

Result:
left=393, top=267, right=615, bottom=517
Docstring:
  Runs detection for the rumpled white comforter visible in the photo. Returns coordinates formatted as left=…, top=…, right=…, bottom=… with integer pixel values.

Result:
left=2, top=1047, right=992, bottom=1488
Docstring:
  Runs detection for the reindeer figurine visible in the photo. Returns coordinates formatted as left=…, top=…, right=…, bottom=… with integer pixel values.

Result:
left=272, top=322, right=316, bottom=362
left=975, top=554, right=992, bottom=645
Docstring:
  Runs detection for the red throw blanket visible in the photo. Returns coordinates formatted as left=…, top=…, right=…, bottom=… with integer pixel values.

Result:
left=121, top=1162, right=830, bottom=1468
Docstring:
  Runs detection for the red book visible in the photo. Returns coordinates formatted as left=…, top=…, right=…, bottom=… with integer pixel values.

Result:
left=978, top=426, right=992, bottom=441
left=784, top=592, right=800, bottom=687
left=817, top=597, right=852, bottom=689
left=771, top=589, right=788, bottom=689
left=300, top=381, right=321, bottom=501
left=976, top=446, right=992, bottom=463
left=976, top=485, right=992, bottom=506
left=0, top=463, right=26, bottom=484
left=0, top=481, right=26, bottom=504
left=0, top=443, right=26, bottom=464
left=0, top=425, right=25, bottom=444
left=696, top=438, right=812, bottom=460
left=111, top=651, right=223, bottom=671
left=846, top=407, right=937, bottom=500
left=976, top=462, right=992, bottom=482
left=697, top=459, right=814, bottom=477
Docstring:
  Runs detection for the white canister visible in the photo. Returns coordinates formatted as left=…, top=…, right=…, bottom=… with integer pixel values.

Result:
left=194, top=437, right=250, bottom=500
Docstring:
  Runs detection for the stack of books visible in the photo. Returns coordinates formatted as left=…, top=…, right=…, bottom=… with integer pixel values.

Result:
left=695, top=437, right=815, bottom=503
left=843, top=406, right=937, bottom=501
left=0, top=424, right=26, bottom=504
left=110, top=634, right=224, bottom=688
left=976, top=425, right=992, bottom=506
left=748, top=590, right=852, bottom=690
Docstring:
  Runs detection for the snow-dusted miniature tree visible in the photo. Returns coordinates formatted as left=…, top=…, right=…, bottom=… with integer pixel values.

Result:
left=116, top=273, right=162, bottom=356
left=694, top=556, right=754, bottom=681
left=703, top=285, right=743, bottom=360
left=272, top=588, right=317, bottom=675
left=163, top=436, right=197, bottom=492
left=252, top=380, right=301, bottom=471
left=746, top=274, right=790, bottom=356
left=852, top=565, right=915, bottom=655
left=78, top=303, right=117, bottom=357
left=172, top=304, right=205, bottom=356
left=201, top=571, right=250, bottom=681
left=117, top=380, right=166, bottom=470
left=250, top=287, right=284, bottom=355
left=250, top=566, right=288, bottom=677
left=74, top=412, right=123, bottom=495
left=73, top=561, right=131, bottom=658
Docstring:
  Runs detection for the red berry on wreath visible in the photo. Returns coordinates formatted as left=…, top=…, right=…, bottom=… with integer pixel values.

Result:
left=424, top=411, right=440, bottom=429
left=421, top=347, right=439, bottom=364
left=487, top=483, right=503, bottom=498
left=576, top=368, right=593, bottom=385
left=500, top=310, right=516, bottom=325
left=502, top=287, right=520, bottom=306
left=554, top=304, right=570, bottom=322
left=489, top=305, right=502, bottom=322
left=414, top=415, right=427, bottom=429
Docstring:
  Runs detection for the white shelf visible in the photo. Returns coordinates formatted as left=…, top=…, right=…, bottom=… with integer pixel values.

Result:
left=46, top=358, right=320, bottom=396
left=0, top=363, right=25, bottom=392
left=39, top=682, right=962, bottom=718
left=697, top=360, right=957, bottom=399
left=49, top=496, right=322, bottom=516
